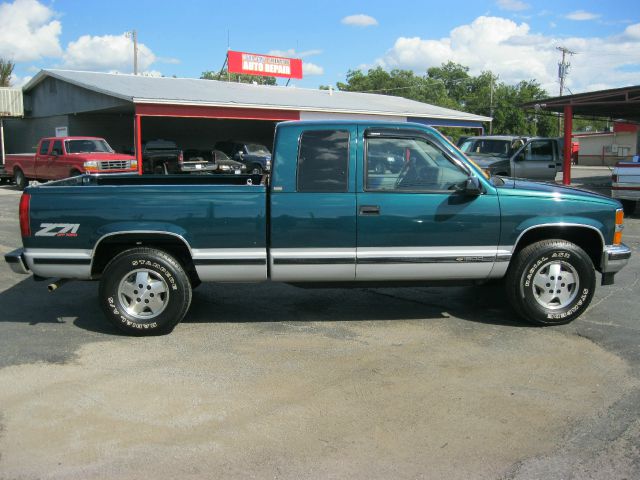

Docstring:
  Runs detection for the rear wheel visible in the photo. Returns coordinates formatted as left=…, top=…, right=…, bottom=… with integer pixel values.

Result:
left=14, top=168, right=27, bottom=190
left=99, top=247, right=192, bottom=335
left=250, top=164, right=263, bottom=175
left=505, top=239, right=595, bottom=326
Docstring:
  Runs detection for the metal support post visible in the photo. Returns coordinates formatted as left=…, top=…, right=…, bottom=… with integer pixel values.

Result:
left=135, top=114, right=143, bottom=175
left=563, top=105, right=573, bottom=185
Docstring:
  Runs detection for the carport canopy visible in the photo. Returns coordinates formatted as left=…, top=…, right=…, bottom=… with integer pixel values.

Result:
left=522, top=85, right=640, bottom=184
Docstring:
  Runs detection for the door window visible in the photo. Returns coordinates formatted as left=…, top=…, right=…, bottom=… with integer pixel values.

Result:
left=51, top=140, right=63, bottom=156
left=39, top=140, right=51, bottom=155
left=365, top=137, right=469, bottom=192
left=526, top=140, right=553, bottom=161
left=297, top=130, right=349, bottom=192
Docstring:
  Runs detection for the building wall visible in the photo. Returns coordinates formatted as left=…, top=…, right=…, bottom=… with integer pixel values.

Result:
left=26, top=77, right=130, bottom=118
left=2, top=115, right=70, bottom=153
left=575, top=131, right=638, bottom=166
left=69, top=113, right=135, bottom=154
left=299, top=111, right=406, bottom=122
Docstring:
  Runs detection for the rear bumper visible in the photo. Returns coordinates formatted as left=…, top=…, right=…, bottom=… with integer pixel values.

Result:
left=601, top=243, right=632, bottom=274
left=179, top=163, right=217, bottom=172
left=4, top=248, right=30, bottom=274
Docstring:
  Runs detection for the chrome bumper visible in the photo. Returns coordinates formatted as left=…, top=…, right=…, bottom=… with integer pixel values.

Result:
left=4, top=248, right=30, bottom=275
left=601, top=243, right=632, bottom=274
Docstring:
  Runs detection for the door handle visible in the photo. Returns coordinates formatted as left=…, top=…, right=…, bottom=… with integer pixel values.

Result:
left=359, top=205, right=380, bottom=215
left=548, top=165, right=556, bottom=168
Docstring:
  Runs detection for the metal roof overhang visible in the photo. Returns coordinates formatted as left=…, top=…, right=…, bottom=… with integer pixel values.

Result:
left=134, top=98, right=488, bottom=125
left=521, top=85, right=640, bottom=122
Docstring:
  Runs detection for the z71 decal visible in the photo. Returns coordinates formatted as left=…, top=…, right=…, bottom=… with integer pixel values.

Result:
left=35, top=223, right=80, bottom=237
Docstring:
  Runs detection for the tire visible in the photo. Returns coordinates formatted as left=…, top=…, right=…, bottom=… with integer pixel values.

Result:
left=505, top=239, right=596, bottom=326
left=14, top=168, right=27, bottom=190
left=70, top=169, right=82, bottom=177
left=620, top=199, right=636, bottom=215
left=250, top=164, right=263, bottom=175
left=99, top=247, right=192, bottom=335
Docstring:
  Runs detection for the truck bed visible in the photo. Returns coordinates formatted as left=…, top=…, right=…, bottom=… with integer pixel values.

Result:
left=22, top=174, right=268, bottom=281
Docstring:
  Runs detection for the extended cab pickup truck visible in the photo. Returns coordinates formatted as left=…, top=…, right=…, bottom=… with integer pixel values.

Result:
left=460, top=135, right=562, bottom=181
left=612, top=159, right=640, bottom=214
left=5, top=121, right=632, bottom=335
left=5, top=137, right=138, bottom=189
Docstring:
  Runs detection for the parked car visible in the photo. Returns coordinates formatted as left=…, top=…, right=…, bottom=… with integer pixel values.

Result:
left=459, top=135, right=563, bottom=181
left=612, top=159, right=640, bottom=213
left=214, top=141, right=271, bottom=174
left=182, top=149, right=218, bottom=173
left=4, top=121, right=631, bottom=336
left=4, top=137, right=138, bottom=190
left=211, top=150, right=247, bottom=174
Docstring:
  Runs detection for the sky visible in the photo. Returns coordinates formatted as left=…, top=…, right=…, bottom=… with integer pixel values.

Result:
left=1, top=0, right=640, bottom=95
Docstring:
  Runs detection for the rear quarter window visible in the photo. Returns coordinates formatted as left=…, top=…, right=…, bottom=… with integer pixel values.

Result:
left=297, top=130, right=349, bottom=193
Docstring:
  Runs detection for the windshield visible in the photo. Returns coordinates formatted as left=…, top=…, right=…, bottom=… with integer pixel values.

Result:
left=213, top=150, right=231, bottom=161
left=460, top=139, right=512, bottom=157
left=65, top=139, right=113, bottom=154
left=245, top=143, right=270, bottom=155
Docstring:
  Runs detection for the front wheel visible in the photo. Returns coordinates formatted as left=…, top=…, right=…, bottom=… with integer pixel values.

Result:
left=99, top=247, right=192, bottom=335
left=505, top=240, right=596, bottom=326
left=250, top=164, right=263, bottom=175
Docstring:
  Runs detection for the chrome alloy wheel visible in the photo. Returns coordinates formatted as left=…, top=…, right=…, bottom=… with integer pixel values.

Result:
left=531, top=260, right=579, bottom=310
left=117, top=269, right=169, bottom=319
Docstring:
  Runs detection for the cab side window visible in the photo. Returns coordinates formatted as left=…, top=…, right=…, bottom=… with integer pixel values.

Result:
left=39, top=140, right=51, bottom=155
left=297, top=130, right=349, bottom=192
left=365, top=137, right=468, bottom=192
left=527, top=140, right=553, bottom=161
left=51, top=140, right=63, bottom=156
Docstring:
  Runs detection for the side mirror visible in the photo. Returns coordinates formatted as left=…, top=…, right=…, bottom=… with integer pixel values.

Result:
left=464, top=176, right=483, bottom=195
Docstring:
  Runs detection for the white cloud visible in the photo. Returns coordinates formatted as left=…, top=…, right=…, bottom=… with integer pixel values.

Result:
left=341, top=14, right=378, bottom=27
left=374, top=16, right=640, bottom=93
left=496, top=0, right=530, bottom=11
left=62, top=33, right=157, bottom=72
left=302, top=62, right=324, bottom=76
left=0, top=0, right=62, bottom=61
left=9, top=73, right=32, bottom=87
left=565, top=10, right=601, bottom=21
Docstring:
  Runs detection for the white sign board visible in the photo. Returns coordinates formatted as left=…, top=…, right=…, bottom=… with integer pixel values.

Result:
left=55, top=126, right=68, bottom=137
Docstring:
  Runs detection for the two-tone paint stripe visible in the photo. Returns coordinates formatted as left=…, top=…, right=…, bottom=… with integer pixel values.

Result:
left=192, top=248, right=267, bottom=282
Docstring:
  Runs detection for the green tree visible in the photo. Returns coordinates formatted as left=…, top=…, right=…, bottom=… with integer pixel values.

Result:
left=201, top=69, right=276, bottom=85
left=0, top=58, right=15, bottom=87
left=426, top=61, right=471, bottom=108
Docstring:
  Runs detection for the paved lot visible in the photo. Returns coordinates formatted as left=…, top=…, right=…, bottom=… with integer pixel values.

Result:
left=0, top=172, right=639, bottom=479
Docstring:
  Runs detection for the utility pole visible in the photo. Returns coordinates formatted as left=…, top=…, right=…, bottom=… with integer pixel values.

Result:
left=557, top=46, right=575, bottom=134
left=489, top=75, right=494, bottom=135
left=126, top=30, right=138, bottom=75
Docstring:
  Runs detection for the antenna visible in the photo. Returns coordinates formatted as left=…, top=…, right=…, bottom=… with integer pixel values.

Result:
left=125, top=30, right=138, bottom=75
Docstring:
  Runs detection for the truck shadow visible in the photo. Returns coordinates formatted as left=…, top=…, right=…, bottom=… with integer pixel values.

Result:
left=0, top=276, right=525, bottom=336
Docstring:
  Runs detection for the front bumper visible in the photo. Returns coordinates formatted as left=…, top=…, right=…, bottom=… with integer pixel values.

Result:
left=601, top=243, right=632, bottom=274
left=4, top=248, right=29, bottom=275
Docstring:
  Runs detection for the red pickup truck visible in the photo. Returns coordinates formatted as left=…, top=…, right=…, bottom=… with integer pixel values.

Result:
left=5, top=136, right=138, bottom=189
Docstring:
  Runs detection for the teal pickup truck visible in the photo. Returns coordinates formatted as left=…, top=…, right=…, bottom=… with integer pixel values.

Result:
left=5, top=121, right=632, bottom=335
